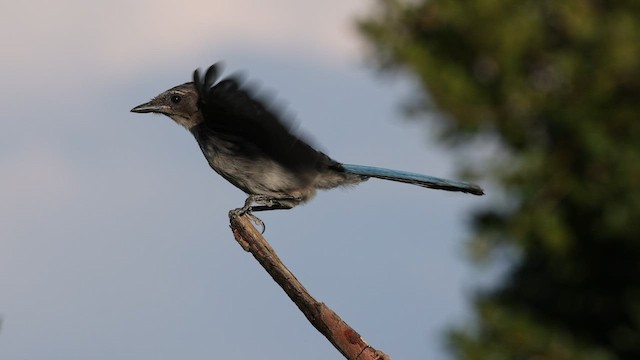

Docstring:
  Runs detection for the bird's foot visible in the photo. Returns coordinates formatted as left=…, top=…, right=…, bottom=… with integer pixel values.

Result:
left=230, top=194, right=300, bottom=234
left=231, top=199, right=266, bottom=234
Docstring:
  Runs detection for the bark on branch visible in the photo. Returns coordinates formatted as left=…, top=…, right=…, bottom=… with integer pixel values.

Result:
left=229, top=213, right=391, bottom=360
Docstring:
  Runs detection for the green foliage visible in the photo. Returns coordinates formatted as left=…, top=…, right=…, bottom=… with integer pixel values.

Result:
left=359, top=0, right=640, bottom=358
left=449, top=301, right=615, bottom=360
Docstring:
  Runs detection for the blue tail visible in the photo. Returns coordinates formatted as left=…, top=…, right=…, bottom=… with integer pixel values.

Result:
left=341, top=164, right=484, bottom=195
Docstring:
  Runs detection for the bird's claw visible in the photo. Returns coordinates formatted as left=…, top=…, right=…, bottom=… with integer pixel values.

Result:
left=231, top=207, right=266, bottom=234
left=245, top=212, right=266, bottom=234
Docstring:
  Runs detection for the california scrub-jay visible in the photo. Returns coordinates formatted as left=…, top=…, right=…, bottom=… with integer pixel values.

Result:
left=131, top=63, right=483, bottom=230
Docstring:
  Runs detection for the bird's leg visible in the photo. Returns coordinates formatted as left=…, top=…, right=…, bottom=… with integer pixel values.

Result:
left=231, top=195, right=301, bottom=233
left=249, top=195, right=299, bottom=212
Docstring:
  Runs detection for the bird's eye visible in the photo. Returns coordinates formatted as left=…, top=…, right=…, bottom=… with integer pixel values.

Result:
left=170, top=95, right=182, bottom=104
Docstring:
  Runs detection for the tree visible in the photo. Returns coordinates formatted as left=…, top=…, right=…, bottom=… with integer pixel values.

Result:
left=358, top=1, right=640, bottom=358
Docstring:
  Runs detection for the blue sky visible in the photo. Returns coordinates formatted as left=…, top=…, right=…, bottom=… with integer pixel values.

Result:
left=1, top=1, right=496, bottom=358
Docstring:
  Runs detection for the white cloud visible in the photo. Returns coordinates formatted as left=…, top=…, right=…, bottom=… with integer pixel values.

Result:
left=3, top=0, right=370, bottom=81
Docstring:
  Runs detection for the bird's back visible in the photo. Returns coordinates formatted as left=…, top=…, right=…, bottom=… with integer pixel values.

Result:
left=191, top=64, right=361, bottom=198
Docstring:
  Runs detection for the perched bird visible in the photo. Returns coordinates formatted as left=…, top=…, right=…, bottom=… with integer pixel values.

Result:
left=131, top=63, right=483, bottom=230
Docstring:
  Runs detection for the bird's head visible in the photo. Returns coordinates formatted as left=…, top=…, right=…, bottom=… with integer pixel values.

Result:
left=131, top=82, right=203, bottom=129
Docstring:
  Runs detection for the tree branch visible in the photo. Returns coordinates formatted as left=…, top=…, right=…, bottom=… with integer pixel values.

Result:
left=229, top=213, right=391, bottom=360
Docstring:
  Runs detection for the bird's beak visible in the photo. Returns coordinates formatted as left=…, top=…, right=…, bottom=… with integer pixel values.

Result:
left=130, top=100, right=166, bottom=114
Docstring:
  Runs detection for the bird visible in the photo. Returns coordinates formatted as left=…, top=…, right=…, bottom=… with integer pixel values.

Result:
left=131, top=63, right=484, bottom=231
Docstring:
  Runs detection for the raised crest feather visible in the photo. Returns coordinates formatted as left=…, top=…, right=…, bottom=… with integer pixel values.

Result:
left=204, top=63, right=220, bottom=90
left=193, top=62, right=223, bottom=102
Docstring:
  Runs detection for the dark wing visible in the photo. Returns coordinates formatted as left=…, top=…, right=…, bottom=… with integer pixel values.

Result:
left=193, top=63, right=335, bottom=172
